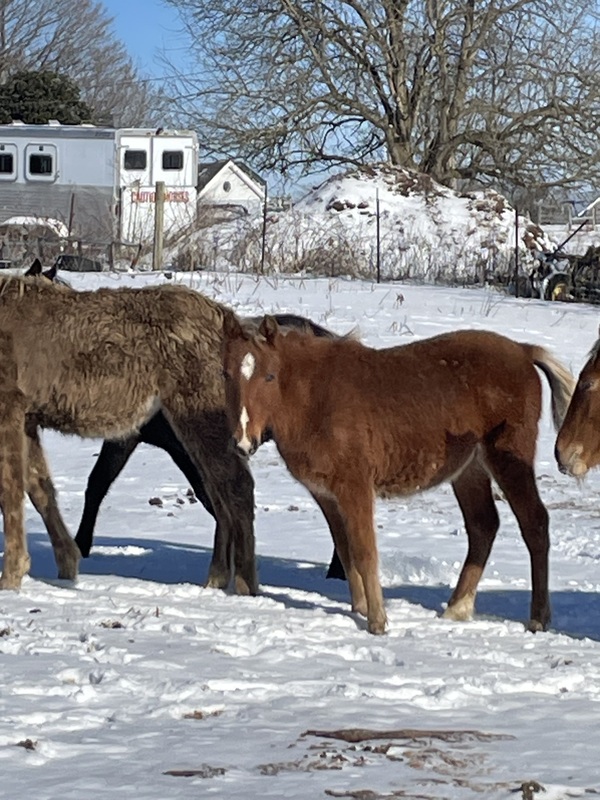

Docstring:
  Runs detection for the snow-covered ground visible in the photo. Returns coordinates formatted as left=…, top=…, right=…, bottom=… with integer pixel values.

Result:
left=2, top=270, right=600, bottom=799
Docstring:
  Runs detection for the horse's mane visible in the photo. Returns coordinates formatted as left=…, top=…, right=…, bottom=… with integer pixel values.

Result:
left=0, top=272, right=51, bottom=299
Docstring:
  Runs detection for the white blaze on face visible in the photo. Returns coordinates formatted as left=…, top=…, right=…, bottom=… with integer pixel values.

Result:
left=241, top=352, right=255, bottom=380
left=238, top=405, right=253, bottom=453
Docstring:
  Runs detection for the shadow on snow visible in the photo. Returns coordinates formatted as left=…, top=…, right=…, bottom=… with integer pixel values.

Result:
left=19, top=530, right=600, bottom=643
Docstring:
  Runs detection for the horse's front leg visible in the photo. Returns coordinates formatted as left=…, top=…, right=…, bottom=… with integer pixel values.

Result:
left=25, top=420, right=80, bottom=581
left=331, top=479, right=387, bottom=635
left=0, top=393, right=29, bottom=589
left=75, top=435, right=140, bottom=557
left=309, top=489, right=366, bottom=614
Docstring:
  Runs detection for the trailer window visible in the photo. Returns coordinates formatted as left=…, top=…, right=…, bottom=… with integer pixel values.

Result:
left=0, top=153, right=14, bottom=175
left=24, top=144, right=57, bottom=181
left=162, top=150, right=183, bottom=170
left=29, top=153, right=53, bottom=175
left=124, top=149, right=147, bottom=170
left=0, top=143, right=17, bottom=180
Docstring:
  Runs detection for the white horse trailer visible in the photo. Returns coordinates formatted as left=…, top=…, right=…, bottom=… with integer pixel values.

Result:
left=0, top=122, right=199, bottom=244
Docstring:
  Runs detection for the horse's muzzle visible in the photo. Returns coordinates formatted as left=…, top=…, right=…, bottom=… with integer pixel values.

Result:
left=555, top=443, right=588, bottom=478
left=235, top=436, right=259, bottom=456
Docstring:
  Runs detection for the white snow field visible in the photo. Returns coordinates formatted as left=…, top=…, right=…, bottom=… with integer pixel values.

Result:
left=2, top=269, right=600, bottom=799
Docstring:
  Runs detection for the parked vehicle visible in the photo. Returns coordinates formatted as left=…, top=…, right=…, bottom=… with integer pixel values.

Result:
left=526, top=221, right=600, bottom=303
left=0, top=122, right=199, bottom=243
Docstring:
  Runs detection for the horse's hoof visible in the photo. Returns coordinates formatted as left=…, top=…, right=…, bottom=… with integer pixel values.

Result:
left=0, top=574, right=23, bottom=590
left=527, top=619, right=547, bottom=633
left=57, top=569, right=79, bottom=581
left=74, top=537, right=91, bottom=558
left=57, top=551, right=80, bottom=581
left=234, top=575, right=258, bottom=596
left=442, top=593, right=475, bottom=622
left=367, top=617, right=388, bottom=635
left=351, top=600, right=368, bottom=617
left=205, top=570, right=230, bottom=591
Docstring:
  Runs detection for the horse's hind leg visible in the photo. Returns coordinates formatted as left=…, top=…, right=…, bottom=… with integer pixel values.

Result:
left=310, top=490, right=366, bottom=614
left=484, top=445, right=550, bottom=632
left=0, top=394, right=29, bottom=589
left=164, top=409, right=257, bottom=595
left=445, top=460, right=499, bottom=622
left=75, top=435, right=140, bottom=557
left=25, top=421, right=80, bottom=580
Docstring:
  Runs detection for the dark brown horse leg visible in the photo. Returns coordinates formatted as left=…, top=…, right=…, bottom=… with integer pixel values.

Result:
left=484, top=447, right=550, bottom=632
left=24, top=420, right=80, bottom=580
left=164, top=409, right=257, bottom=596
left=332, top=480, right=387, bottom=634
left=445, top=460, right=499, bottom=621
left=137, top=412, right=217, bottom=516
left=75, top=436, right=141, bottom=557
left=326, top=548, right=346, bottom=580
left=0, top=394, right=29, bottom=589
left=135, top=413, right=225, bottom=576
left=309, top=490, right=366, bottom=614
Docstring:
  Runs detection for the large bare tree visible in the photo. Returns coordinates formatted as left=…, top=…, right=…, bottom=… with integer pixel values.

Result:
left=164, top=0, right=600, bottom=196
left=0, top=0, right=167, bottom=127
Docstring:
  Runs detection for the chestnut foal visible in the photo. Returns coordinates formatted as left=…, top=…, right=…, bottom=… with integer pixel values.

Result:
left=222, top=313, right=574, bottom=635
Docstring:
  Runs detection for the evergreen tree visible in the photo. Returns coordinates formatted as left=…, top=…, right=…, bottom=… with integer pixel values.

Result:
left=0, top=70, right=94, bottom=124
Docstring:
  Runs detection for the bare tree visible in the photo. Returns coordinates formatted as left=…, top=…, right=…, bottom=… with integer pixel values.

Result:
left=164, top=0, right=600, bottom=196
left=0, top=0, right=167, bottom=127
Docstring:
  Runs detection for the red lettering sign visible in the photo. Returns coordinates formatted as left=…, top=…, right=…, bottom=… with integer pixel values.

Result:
left=131, top=190, right=190, bottom=203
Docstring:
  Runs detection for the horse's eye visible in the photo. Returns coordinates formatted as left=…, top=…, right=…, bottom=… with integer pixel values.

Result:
left=265, top=373, right=275, bottom=383
left=580, top=379, right=596, bottom=392
left=222, top=370, right=230, bottom=380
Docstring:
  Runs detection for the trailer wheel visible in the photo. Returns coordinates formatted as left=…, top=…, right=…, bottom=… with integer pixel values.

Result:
left=544, top=273, right=571, bottom=301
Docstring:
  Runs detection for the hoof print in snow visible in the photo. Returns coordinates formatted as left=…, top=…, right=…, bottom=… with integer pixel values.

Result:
left=186, top=488, right=198, bottom=504
left=16, top=739, right=37, bottom=751
left=182, top=709, right=223, bottom=720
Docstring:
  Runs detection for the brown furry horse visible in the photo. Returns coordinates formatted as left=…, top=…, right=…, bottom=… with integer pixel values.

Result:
left=222, top=314, right=575, bottom=635
left=24, top=259, right=344, bottom=573
left=0, top=274, right=256, bottom=593
left=555, top=335, right=600, bottom=477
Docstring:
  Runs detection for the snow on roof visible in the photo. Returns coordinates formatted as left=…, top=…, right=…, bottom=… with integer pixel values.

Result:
left=0, top=215, right=69, bottom=238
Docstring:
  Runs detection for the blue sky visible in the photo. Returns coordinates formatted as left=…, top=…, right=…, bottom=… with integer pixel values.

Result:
left=101, top=0, right=184, bottom=75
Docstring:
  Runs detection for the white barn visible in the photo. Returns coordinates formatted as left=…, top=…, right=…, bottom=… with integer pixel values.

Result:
left=197, top=159, right=266, bottom=216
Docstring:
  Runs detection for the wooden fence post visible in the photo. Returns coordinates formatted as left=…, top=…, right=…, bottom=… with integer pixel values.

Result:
left=152, top=181, right=165, bottom=271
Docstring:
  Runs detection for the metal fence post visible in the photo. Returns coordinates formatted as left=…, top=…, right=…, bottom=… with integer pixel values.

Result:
left=513, top=206, right=519, bottom=298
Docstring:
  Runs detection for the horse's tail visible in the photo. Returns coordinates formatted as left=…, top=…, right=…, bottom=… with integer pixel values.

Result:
left=524, top=344, right=576, bottom=430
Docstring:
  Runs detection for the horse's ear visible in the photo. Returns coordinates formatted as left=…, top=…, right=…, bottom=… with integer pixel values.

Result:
left=43, top=264, right=58, bottom=281
left=222, top=309, right=245, bottom=340
left=259, top=315, right=280, bottom=345
left=24, top=258, right=43, bottom=277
